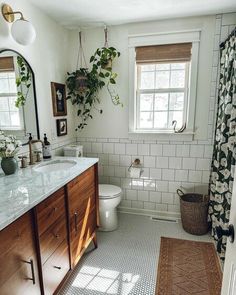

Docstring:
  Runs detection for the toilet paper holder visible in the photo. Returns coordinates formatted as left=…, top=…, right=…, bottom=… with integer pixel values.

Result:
left=128, top=158, right=143, bottom=178
left=128, top=158, right=142, bottom=171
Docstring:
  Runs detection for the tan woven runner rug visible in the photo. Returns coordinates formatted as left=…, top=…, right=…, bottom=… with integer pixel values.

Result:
left=156, top=237, right=222, bottom=295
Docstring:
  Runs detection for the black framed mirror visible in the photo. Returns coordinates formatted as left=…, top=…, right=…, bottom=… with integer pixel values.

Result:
left=0, top=49, right=40, bottom=144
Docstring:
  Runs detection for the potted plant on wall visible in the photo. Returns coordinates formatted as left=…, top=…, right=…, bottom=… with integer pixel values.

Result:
left=67, top=67, right=105, bottom=130
left=66, top=28, right=122, bottom=130
left=66, top=31, right=105, bottom=130
left=89, top=27, right=122, bottom=106
left=90, top=47, right=121, bottom=106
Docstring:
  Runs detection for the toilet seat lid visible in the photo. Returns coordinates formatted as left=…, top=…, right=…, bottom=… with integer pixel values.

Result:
left=99, top=184, right=122, bottom=199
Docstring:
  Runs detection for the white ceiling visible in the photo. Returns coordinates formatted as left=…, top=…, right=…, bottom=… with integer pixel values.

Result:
left=29, top=0, right=236, bottom=28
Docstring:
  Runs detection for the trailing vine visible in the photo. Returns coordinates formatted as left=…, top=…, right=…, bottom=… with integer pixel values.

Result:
left=15, top=56, right=32, bottom=107
left=66, top=68, right=104, bottom=130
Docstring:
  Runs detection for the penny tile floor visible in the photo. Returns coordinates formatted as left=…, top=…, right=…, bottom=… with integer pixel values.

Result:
left=59, top=213, right=212, bottom=295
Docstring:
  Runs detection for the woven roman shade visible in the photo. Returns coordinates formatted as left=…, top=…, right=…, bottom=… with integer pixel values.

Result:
left=136, top=43, right=192, bottom=63
left=0, top=56, right=14, bottom=72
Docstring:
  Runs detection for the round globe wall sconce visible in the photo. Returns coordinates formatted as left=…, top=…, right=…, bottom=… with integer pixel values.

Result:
left=1, top=4, right=36, bottom=45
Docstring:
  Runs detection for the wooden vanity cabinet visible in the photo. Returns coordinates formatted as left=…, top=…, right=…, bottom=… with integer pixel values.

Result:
left=34, top=187, right=70, bottom=295
left=0, top=163, right=99, bottom=295
left=67, top=164, right=99, bottom=268
left=0, top=211, right=41, bottom=295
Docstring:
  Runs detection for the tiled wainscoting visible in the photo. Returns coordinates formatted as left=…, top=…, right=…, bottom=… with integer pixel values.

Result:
left=15, top=137, right=77, bottom=166
left=79, top=137, right=212, bottom=218
left=77, top=14, right=236, bottom=218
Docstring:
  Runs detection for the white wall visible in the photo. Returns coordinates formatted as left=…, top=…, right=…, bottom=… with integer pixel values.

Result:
left=71, top=14, right=236, bottom=217
left=0, top=0, right=76, bottom=153
left=69, top=15, right=216, bottom=140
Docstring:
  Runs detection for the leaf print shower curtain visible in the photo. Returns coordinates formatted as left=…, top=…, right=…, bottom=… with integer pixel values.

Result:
left=209, top=29, right=236, bottom=261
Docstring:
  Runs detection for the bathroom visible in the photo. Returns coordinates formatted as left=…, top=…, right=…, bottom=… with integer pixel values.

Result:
left=0, top=0, right=236, bottom=294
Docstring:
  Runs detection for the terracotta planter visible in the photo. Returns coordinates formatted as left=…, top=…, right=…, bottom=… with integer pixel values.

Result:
left=1, top=157, right=17, bottom=175
left=75, top=75, right=88, bottom=93
left=101, top=59, right=112, bottom=70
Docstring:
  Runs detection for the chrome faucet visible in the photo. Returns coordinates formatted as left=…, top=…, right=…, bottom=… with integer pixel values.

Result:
left=26, top=134, right=44, bottom=165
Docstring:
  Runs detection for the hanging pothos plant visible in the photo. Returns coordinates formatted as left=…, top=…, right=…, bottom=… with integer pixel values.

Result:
left=66, top=28, right=122, bottom=130
left=90, top=46, right=122, bottom=106
left=15, top=56, right=32, bottom=107
left=66, top=68, right=105, bottom=130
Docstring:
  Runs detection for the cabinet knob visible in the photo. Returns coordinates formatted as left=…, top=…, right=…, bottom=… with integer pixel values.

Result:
left=53, top=265, right=61, bottom=270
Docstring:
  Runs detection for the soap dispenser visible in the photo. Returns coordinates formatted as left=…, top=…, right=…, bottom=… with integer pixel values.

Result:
left=42, top=133, right=52, bottom=159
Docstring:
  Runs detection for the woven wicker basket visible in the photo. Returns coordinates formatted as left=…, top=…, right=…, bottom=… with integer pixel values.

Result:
left=177, top=189, right=210, bottom=235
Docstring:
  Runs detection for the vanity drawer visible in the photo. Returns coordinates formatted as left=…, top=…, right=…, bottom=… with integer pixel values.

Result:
left=36, top=187, right=66, bottom=236
left=67, top=165, right=95, bottom=192
left=39, top=215, right=67, bottom=264
left=70, top=207, right=97, bottom=266
left=42, top=240, right=70, bottom=295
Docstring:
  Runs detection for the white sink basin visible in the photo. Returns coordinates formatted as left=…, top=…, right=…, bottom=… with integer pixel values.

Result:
left=34, top=159, right=77, bottom=173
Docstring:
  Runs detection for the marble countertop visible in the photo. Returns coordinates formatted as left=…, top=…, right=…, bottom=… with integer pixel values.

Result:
left=0, top=156, right=99, bottom=231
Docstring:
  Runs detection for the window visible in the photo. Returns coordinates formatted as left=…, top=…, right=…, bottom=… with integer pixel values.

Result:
left=135, top=43, right=191, bottom=132
left=137, top=62, right=189, bottom=130
left=129, top=31, right=200, bottom=138
left=0, top=57, right=23, bottom=130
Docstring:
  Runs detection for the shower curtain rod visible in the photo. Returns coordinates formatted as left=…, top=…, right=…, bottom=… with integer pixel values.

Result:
left=220, top=26, right=236, bottom=48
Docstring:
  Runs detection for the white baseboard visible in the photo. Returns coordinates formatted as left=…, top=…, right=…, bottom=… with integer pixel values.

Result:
left=118, top=206, right=181, bottom=220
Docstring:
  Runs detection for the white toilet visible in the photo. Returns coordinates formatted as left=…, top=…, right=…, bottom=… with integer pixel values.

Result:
left=99, top=184, right=122, bottom=231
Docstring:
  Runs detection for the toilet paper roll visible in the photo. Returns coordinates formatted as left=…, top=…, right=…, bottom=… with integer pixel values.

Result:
left=130, top=167, right=141, bottom=178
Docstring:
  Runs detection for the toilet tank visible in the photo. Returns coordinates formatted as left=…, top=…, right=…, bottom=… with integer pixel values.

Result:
left=63, top=145, right=83, bottom=157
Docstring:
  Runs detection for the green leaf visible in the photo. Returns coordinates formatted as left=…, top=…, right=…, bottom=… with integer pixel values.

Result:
left=90, top=56, right=95, bottom=63
left=16, top=77, right=21, bottom=86
left=111, top=73, right=117, bottom=79
left=110, top=78, right=116, bottom=84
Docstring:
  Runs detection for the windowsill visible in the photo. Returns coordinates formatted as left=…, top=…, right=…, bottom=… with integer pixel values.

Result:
left=128, top=130, right=195, bottom=141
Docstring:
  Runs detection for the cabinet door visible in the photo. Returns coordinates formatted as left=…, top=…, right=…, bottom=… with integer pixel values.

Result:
left=70, top=207, right=97, bottom=266
left=67, top=165, right=98, bottom=267
left=0, top=212, right=41, bottom=295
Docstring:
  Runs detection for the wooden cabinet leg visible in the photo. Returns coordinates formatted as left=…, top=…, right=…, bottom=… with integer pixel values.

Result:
left=92, top=233, right=98, bottom=249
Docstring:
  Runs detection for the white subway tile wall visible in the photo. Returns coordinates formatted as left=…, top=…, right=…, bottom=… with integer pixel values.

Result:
left=77, top=14, right=236, bottom=217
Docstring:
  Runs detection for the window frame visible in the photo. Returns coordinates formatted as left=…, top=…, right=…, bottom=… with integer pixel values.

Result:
left=0, top=70, right=25, bottom=131
left=136, top=61, right=190, bottom=131
left=128, top=30, right=201, bottom=139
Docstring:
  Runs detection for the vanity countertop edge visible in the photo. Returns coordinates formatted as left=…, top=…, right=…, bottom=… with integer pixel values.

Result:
left=0, top=156, right=99, bottom=231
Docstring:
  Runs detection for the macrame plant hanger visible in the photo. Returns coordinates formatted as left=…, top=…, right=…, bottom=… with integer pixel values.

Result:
left=75, top=30, right=88, bottom=93
left=104, top=25, right=109, bottom=48
left=102, top=25, right=121, bottom=106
